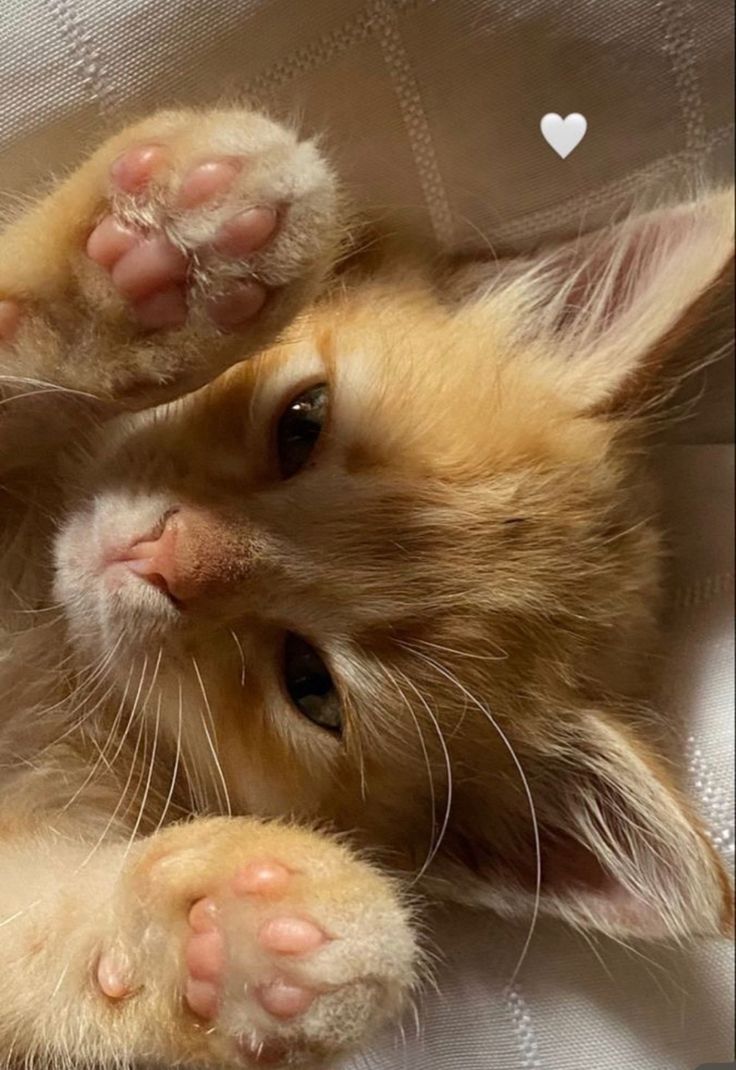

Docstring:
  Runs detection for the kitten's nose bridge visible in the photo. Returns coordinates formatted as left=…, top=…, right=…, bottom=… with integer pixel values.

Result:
left=122, top=502, right=249, bottom=603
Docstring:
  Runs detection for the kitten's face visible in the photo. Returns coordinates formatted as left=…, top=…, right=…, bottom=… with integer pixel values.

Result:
left=54, top=282, right=649, bottom=842
left=53, top=192, right=735, bottom=941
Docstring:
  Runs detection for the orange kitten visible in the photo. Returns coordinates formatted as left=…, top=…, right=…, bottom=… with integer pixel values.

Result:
left=0, top=107, right=733, bottom=1068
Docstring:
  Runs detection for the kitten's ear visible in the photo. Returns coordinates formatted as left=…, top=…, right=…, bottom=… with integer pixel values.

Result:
left=458, top=189, right=734, bottom=413
left=436, top=710, right=733, bottom=941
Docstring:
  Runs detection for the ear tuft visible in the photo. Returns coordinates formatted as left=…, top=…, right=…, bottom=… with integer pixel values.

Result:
left=475, top=189, right=734, bottom=413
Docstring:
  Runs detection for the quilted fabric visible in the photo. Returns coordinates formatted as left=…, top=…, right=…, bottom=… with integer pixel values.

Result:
left=1, top=2, right=733, bottom=1068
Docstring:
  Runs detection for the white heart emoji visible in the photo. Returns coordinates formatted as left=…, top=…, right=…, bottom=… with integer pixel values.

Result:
left=540, top=113, right=587, bottom=159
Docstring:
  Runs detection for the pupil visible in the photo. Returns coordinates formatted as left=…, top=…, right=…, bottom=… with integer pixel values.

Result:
left=277, top=384, right=328, bottom=479
left=293, top=668, right=331, bottom=700
left=283, top=633, right=341, bottom=734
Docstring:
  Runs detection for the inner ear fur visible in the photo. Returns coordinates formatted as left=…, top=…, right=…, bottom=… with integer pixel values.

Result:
left=440, top=188, right=734, bottom=416
left=589, top=253, right=734, bottom=417
left=428, top=708, right=734, bottom=942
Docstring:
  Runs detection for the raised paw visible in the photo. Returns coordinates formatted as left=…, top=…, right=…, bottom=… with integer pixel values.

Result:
left=1, top=108, right=340, bottom=404
left=101, top=819, right=416, bottom=1068
left=85, top=144, right=282, bottom=332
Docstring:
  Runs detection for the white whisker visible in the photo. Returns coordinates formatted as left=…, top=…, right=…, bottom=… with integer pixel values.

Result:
left=124, top=686, right=163, bottom=857
left=192, top=657, right=232, bottom=817
left=378, top=663, right=438, bottom=877
left=393, top=668, right=454, bottom=882
left=230, top=629, right=247, bottom=687
left=0, top=374, right=101, bottom=402
left=154, top=676, right=184, bottom=835
left=60, top=662, right=135, bottom=812
left=405, top=646, right=542, bottom=987
left=76, top=678, right=149, bottom=875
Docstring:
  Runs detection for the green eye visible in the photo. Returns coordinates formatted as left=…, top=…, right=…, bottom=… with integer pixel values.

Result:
left=276, top=384, right=328, bottom=479
left=282, top=633, right=342, bottom=735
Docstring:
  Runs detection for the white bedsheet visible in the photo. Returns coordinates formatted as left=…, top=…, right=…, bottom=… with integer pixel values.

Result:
left=1, top=2, right=733, bottom=1067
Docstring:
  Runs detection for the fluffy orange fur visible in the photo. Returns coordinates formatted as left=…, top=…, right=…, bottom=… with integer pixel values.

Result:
left=0, top=107, right=733, bottom=1068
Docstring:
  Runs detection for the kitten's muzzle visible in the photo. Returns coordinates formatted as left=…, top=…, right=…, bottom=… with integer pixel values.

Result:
left=114, top=504, right=246, bottom=605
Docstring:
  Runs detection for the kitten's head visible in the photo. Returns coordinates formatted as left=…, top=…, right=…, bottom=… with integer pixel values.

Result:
left=55, top=190, right=734, bottom=942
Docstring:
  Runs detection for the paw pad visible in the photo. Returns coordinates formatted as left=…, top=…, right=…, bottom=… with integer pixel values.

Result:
left=257, top=978, right=315, bottom=1020
left=110, top=144, right=168, bottom=194
left=212, top=207, right=279, bottom=258
left=258, top=915, right=326, bottom=955
left=96, top=946, right=135, bottom=1001
left=86, top=146, right=279, bottom=332
left=182, top=858, right=329, bottom=1031
left=176, top=158, right=241, bottom=209
left=233, top=860, right=292, bottom=897
left=109, top=235, right=188, bottom=301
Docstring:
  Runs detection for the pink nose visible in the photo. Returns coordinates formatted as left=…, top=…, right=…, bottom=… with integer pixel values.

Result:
left=115, top=504, right=250, bottom=603
left=123, top=510, right=183, bottom=599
